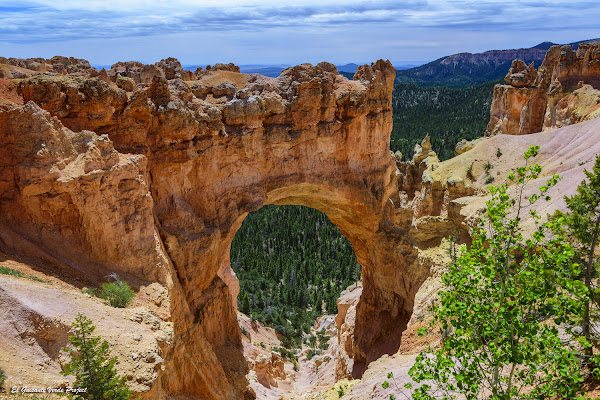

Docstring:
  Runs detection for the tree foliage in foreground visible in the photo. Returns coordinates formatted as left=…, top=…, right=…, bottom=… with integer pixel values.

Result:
left=61, top=314, right=133, bottom=400
left=384, top=147, right=588, bottom=399
left=558, top=154, right=600, bottom=368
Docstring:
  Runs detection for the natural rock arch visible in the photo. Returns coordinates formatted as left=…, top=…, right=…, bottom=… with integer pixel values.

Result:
left=0, top=60, right=429, bottom=399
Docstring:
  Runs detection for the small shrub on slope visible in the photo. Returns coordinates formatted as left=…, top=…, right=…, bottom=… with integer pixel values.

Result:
left=100, top=274, right=135, bottom=308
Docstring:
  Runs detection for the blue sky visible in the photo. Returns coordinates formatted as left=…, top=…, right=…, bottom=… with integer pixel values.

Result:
left=1, top=0, right=599, bottom=66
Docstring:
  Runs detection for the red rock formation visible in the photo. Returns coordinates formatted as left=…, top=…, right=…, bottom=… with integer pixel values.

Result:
left=108, top=58, right=194, bottom=84
left=251, top=352, right=286, bottom=388
left=504, top=59, right=536, bottom=88
left=18, top=75, right=128, bottom=134
left=1, top=60, right=435, bottom=398
left=335, top=283, right=362, bottom=380
left=109, top=61, right=165, bottom=84
left=0, top=101, right=161, bottom=283
left=486, top=43, right=600, bottom=136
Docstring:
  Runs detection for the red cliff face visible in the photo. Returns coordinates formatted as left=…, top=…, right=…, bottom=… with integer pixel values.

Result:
left=486, top=43, right=600, bottom=136
left=0, top=60, right=439, bottom=398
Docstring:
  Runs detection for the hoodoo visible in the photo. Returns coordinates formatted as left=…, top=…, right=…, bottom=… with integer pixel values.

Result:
left=486, top=43, right=600, bottom=136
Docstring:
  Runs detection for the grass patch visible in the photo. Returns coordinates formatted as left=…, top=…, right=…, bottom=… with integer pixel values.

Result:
left=0, top=266, right=44, bottom=282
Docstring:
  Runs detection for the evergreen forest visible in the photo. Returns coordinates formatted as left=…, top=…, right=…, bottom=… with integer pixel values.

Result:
left=390, top=79, right=499, bottom=161
left=232, top=78, right=498, bottom=348
left=231, top=205, right=360, bottom=347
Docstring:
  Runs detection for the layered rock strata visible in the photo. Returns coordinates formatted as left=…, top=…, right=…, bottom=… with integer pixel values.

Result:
left=0, top=60, right=440, bottom=398
left=486, top=43, right=600, bottom=135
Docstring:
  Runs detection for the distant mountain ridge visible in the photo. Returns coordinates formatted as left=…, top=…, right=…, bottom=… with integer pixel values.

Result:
left=396, top=38, right=600, bottom=88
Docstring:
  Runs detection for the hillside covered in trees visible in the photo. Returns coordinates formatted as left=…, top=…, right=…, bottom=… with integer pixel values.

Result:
left=393, top=38, right=598, bottom=88
left=390, top=79, right=498, bottom=161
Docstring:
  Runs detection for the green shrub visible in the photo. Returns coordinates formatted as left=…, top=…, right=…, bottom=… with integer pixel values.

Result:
left=0, top=365, right=6, bottom=391
left=484, top=160, right=492, bottom=173
left=0, top=266, right=23, bottom=277
left=496, top=147, right=503, bottom=158
left=407, top=146, right=586, bottom=400
left=466, top=161, right=474, bottom=180
left=82, top=287, right=97, bottom=296
left=485, top=175, right=495, bottom=184
left=100, top=275, right=134, bottom=308
left=307, top=349, right=321, bottom=360
left=273, top=346, right=297, bottom=361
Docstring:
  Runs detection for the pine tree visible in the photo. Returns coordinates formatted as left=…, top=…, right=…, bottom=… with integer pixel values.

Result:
left=61, top=314, right=134, bottom=400
left=240, top=292, right=251, bottom=314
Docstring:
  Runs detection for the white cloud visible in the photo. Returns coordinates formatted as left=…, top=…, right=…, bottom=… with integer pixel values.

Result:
left=0, top=0, right=599, bottom=64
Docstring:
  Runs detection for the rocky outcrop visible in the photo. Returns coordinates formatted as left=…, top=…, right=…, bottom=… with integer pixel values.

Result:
left=251, top=352, right=286, bottom=388
left=504, top=59, right=537, bottom=88
left=335, top=283, right=362, bottom=380
left=412, top=135, right=439, bottom=165
left=455, top=137, right=485, bottom=155
left=218, top=266, right=240, bottom=313
left=18, top=75, right=128, bottom=135
left=0, top=101, right=162, bottom=283
left=117, top=75, right=137, bottom=92
left=196, top=63, right=241, bottom=78
left=486, top=43, right=600, bottom=136
left=0, top=56, right=198, bottom=85
left=0, top=56, right=94, bottom=75
left=0, top=59, right=437, bottom=398
left=108, top=58, right=194, bottom=84
left=109, top=61, right=165, bottom=84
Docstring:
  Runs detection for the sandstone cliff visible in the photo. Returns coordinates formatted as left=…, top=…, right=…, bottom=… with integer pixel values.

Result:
left=0, top=59, right=430, bottom=399
left=486, top=43, right=600, bottom=135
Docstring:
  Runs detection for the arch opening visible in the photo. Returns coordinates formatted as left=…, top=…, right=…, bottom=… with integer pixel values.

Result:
left=231, top=203, right=361, bottom=347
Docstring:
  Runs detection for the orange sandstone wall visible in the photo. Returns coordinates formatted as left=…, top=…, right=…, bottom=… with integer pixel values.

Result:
left=0, top=60, right=433, bottom=398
